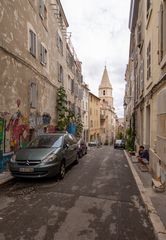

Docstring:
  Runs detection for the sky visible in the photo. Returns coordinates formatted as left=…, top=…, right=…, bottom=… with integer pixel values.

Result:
left=60, top=0, right=131, bottom=118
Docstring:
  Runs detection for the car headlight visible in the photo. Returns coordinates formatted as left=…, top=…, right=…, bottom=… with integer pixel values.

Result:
left=10, top=154, right=16, bottom=163
left=42, top=154, right=56, bottom=163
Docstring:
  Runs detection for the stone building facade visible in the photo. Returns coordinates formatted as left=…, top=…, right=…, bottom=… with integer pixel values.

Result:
left=0, top=0, right=84, bottom=153
left=125, top=0, right=166, bottom=182
left=81, top=83, right=89, bottom=142
left=88, top=92, right=100, bottom=142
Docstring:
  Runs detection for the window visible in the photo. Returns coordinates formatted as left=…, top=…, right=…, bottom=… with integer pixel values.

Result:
left=58, top=63, right=63, bottom=83
left=39, top=0, right=47, bottom=20
left=74, top=83, right=78, bottom=97
left=56, top=32, right=63, bottom=56
left=158, top=3, right=166, bottom=63
left=91, top=120, right=93, bottom=128
left=29, top=30, right=36, bottom=57
left=30, top=83, right=37, bottom=108
left=71, top=79, right=74, bottom=93
left=157, top=89, right=166, bottom=163
left=40, top=43, right=47, bottom=65
left=68, top=75, right=71, bottom=91
left=103, top=90, right=105, bottom=95
left=147, top=0, right=152, bottom=18
left=147, top=41, right=151, bottom=80
left=137, top=23, right=142, bottom=48
left=139, top=60, right=144, bottom=94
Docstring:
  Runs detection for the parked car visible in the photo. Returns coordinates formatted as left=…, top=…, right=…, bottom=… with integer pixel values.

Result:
left=77, top=138, right=87, bottom=158
left=88, top=140, right=102, bottom=147
left=9, top=133, right=78, bottom=179
left=114, top=139, right=125, bottom=149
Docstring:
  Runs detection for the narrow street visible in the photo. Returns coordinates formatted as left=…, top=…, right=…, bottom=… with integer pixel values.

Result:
left=0, top=146, right=155, bottom=240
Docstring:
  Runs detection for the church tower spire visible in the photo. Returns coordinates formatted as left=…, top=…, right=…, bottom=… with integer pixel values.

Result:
left=99, top=66, right=113, bottom=108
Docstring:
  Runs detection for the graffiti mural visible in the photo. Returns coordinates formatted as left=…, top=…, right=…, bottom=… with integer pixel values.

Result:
left=6, top=110, right=29, bottom=151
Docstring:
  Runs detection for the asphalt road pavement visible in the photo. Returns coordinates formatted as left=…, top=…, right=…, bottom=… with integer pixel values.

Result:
left=0, top=146, right=156, bottom=240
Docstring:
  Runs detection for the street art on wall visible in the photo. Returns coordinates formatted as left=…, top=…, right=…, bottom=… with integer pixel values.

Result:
left=0, top=118, right=4, bottom=151
left=1, top=99, right=54, bottom=153
left=6, top=110, right=29, bottom=151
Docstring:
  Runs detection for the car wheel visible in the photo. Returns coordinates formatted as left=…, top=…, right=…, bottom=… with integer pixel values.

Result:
left=79, top=151, right=82, bottom=158
left=85, top=148, right=87, bottom=154
left=59, top=161, right=65, bottom=179
left=75, top=153, right=79, bottom=164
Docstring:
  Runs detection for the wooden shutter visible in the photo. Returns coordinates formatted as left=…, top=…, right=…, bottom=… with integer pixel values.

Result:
left=39, top=0, right=45, bottom=19
left=29, top=30, right=36, bottom=57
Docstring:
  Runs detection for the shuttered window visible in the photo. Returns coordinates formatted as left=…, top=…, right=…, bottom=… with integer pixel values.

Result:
left=39, top=0, right=47, bottom=20
left=146, top=0, right=152, bottom=18
left=157, top=88, right=166, bottom=164
left=147, top=41, right=151, bottom=80
left=40, top=44, right=47, bottom=65
left=29, top=30, right=36, bottom=57
left=71, top=79, right=74, bottom=93
left=137, top=23, right=142, bottom=48
left=158, top=2, right=166, bottom=64
left=139, top=60, right=144, bottom=94
left=30, top=83, right=37, bottom=108
left=56, top=32, right=63, bottom=56
left=158, top=4, right=164, bottom=63
left=68, top=75, right=71, bottom=91
left=57, top=63, right=63, bottom=83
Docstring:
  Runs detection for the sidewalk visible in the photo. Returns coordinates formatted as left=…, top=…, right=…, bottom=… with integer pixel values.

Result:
left=124, top=150, right=166, bottom=240
left=0, top=170, right=13, bottom=186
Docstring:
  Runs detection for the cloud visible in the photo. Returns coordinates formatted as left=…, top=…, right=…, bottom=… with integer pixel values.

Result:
left=61, top=0, right=130, bottom=117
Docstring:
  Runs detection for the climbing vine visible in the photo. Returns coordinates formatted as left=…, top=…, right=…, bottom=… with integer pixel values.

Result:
left=56, top=86, right=83, bottom=137
left=56, top=86, right=68, bottom=131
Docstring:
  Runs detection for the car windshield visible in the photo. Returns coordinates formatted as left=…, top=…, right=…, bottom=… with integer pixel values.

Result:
left=116, top=140, right=122, bottom=144
left=27, top=135, right=63, bottom=148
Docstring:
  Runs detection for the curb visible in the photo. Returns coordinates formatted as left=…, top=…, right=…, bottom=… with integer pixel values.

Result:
left=124, top=150, right=166, bottom=240
left=0, top=172, right=14, bottom=186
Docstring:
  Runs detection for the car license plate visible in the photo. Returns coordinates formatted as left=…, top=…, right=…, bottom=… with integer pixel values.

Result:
left=19, top=168, right=34, bottom=173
